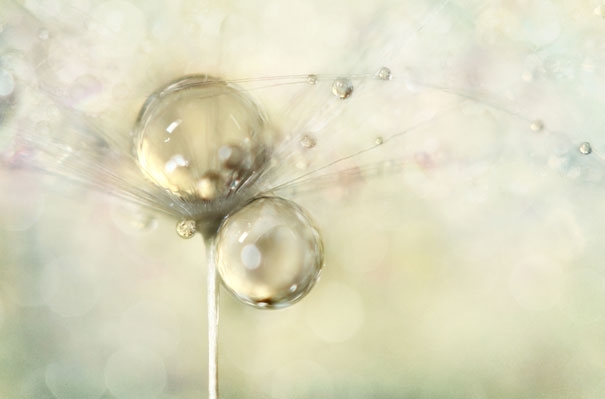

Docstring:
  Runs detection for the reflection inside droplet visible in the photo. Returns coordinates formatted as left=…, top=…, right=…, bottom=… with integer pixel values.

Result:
left=0, top=68, right=15, bottom=97
left=176, top=219, right=196, bottom=239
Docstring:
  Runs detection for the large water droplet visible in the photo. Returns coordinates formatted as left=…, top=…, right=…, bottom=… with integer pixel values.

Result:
left=215, top=197, right=323, bottom=309
left=133, top=75, right=270, bottom=202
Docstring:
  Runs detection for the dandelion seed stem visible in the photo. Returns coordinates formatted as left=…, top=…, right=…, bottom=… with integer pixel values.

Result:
left=204, top=237, right=220, bottom=399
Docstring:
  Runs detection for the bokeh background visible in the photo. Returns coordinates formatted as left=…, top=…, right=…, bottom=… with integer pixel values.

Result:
left=2, top=0, right=605, bottom=398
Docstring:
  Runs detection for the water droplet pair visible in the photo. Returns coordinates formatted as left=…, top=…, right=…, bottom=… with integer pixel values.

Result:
left=133, top=75, right=323, bottom=309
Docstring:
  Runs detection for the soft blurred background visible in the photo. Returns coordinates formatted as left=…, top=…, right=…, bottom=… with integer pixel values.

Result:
left=2, top=0, right=605, bottom=398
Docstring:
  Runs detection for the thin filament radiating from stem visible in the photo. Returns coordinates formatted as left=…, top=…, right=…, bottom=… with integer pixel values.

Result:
left=204, top=237, right=220, bottom=399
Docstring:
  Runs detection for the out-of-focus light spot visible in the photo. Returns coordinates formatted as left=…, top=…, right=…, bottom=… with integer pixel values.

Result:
left=45, top=361, right=105, bottom=399
left=19, top=369, right=54, bottom=399
left=509, top=256, right=564, bottom=311
left=10, top=259, right=57, bottom=307
left=0, top=172, right=45, bottom=232
left=46, top=256, right=100, bottom=318
left=305, top=282, right=364, bottom=343
left=110, top=202, right=158, bottom=235
left=120, top=301, right=180, bottom=356
left=105, top=347, right=166, bottom=399
left=0, top=68, right=15, bottom=97
left=270, top=360, right=332, bottom=399
left=561, top=269, right=605, bottom=324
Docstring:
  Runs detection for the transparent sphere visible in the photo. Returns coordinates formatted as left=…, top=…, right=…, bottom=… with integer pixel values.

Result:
left=133, top=75, right=270, bottom=201
left=215, top=197, right=324, bottom=309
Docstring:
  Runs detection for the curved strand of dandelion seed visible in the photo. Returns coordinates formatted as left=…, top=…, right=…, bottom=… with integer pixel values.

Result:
left=204, top=237, right=220, bottom=399
left=265, top=99, right=466, bottom=194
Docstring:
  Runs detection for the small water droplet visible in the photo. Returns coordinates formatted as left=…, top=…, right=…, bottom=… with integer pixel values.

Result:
left=306, top=74, right=318, bottom=85
left=176, top=219, right=197, bottom=239
left=300, top=134, right=317, bottom=149
left=579, top=142, right=592, bottom=155
left=375, top=66, right=392, bottom=81
left=331, top=77, right=354, bottom=99
left=38, top=29, right=50, bottom=40
left=594, top=5, right=605, bottom=18
left=530, top=119, right=544, bottom=132
left=375, top=136, right=384, bottom=145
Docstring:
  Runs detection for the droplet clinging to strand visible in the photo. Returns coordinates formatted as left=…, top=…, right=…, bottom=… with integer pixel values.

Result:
left=578, top=142, right=592, bottom=155
left=331, top=77, right=354, bottom=99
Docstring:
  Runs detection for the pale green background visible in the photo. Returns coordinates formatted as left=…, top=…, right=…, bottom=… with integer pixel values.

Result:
left=1, top=0, right=605, bottom=398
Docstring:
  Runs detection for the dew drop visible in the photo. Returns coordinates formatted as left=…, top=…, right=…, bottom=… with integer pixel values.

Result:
left=331, top=77, right=354, bottom=99
left=594, top=5, right=605, bottom=18
left=300, top=134, right=317, bottom=149
left=133, top=75, right=270, bottom=202
left=306, top=74, right=318, bottom=85
left=578, top=142, right=592, bottom=155
left=375, top=136, right=384, bottom=145
left=530, top=119, right=544, bottom=132
left=176, top=219, right=196, bottom=239
left=375, top=66, right=392, bottom=81
left=215, top=197, right=323, bottom=309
